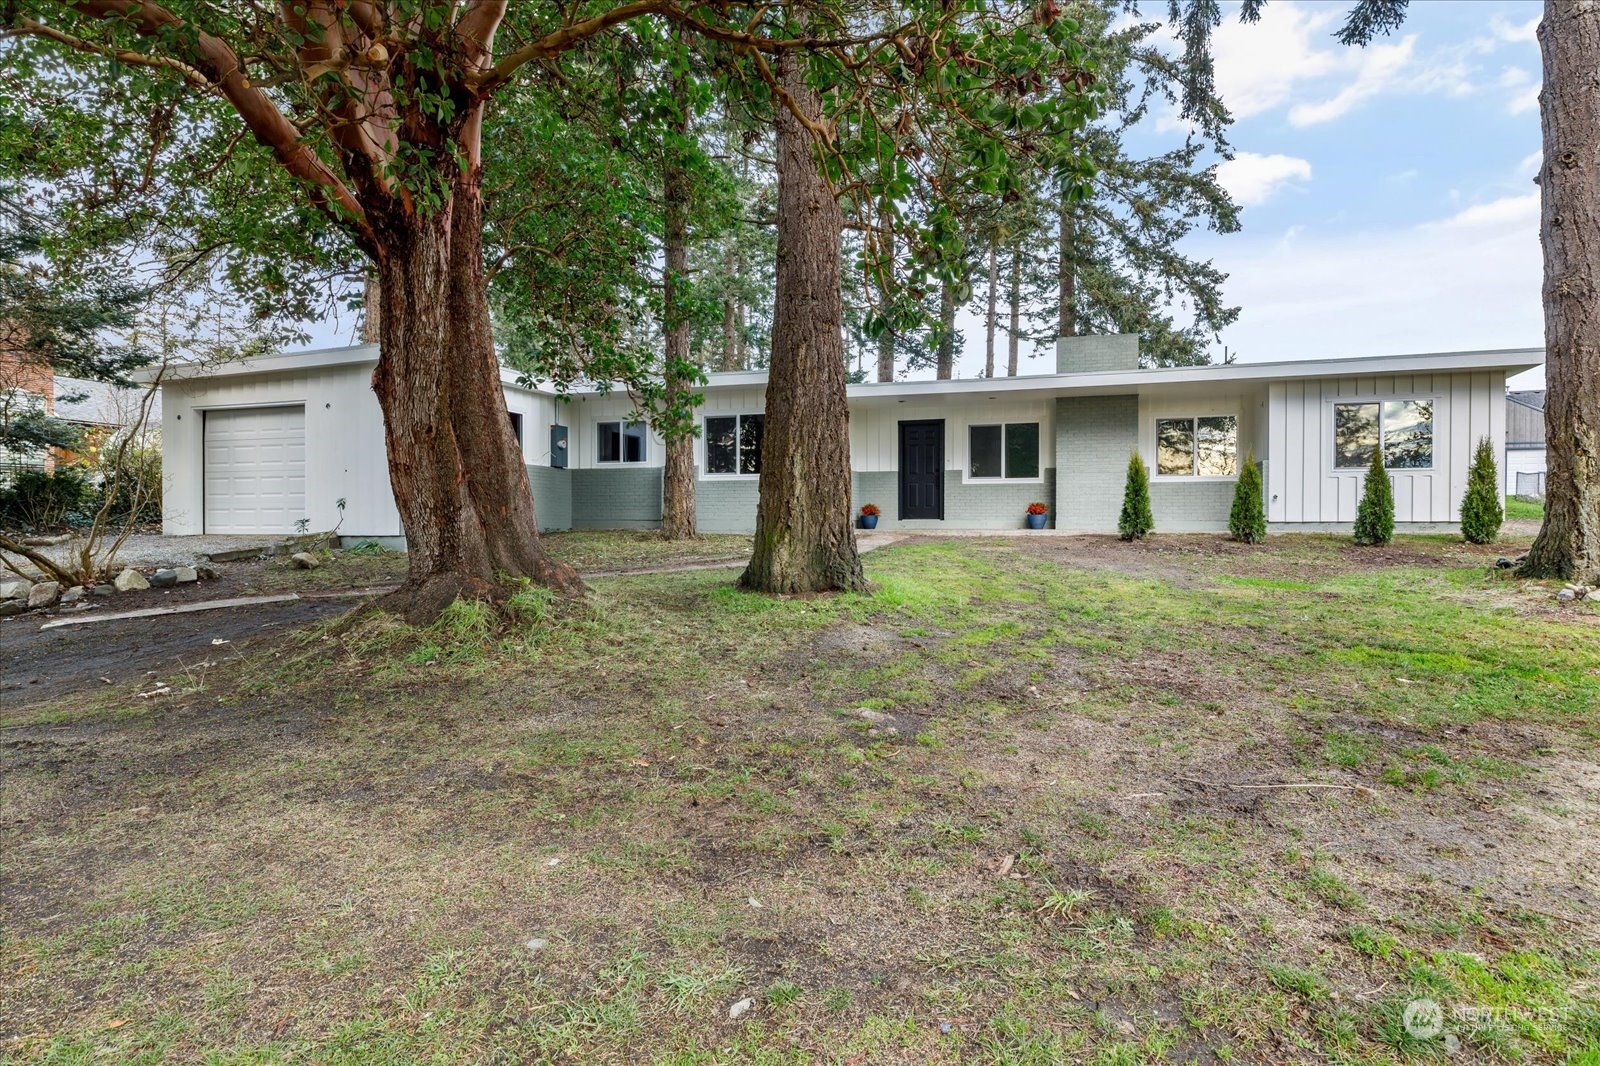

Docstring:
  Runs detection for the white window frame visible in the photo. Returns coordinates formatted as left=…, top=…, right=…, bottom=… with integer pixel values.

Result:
left=964, top=421, right=1043, bottom=484
left=1328, top=397, right=1437, bottom=474
left=596, top=419, right=649, bottom=465
left=1151, top=414, right=1241, bottom=481
left=700, top=413, right=764, bottom=479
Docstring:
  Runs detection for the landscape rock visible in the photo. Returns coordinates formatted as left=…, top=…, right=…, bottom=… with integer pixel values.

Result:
left=175, top=566, right=199, bottom=584
left=195, top=563, right=220, bottom=580
left=1495, top=557, right=1513, bottom=570
left=728, top=997, right=754, bottom=1020
left=91, top=584, right=114, bottom=598
left=26, top=581, right=61, bottom=609
left=1557, top=588, right=1576, bottom=604
left=60, top=586, right=85, bottom=605
left=149, top=568, right=179, bottom=588
left=291, top=552, right=321, bottom=570
left=525, top=938, right=548, bottom=952
left=0, top=579, right=32, bottom=601
left=113, top=568, right=150, bottom=592
left=855, top=708, right=894, bottom=725
left=0, top=599, right=26, bottom=618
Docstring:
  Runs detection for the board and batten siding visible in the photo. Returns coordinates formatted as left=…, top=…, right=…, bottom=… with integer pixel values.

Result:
left=164, top=361, right=563, bottom=537
left=1265, top=371, right=1505, bottom=525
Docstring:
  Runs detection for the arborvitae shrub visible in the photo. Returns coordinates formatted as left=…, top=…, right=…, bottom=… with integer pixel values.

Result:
left=1118, top=451, right=1155, bottom=541
left=1353, top=448, right=1395, bottom=546
left=1460, top=436, right=1504, bottom=544
left=1229, top=452, right=1267, bottom=544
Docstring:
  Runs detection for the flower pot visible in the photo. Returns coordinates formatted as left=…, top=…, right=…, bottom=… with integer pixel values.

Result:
left=860, top=514, right=879, bottom=530
left=1026, top=513, right=1047, bottom=530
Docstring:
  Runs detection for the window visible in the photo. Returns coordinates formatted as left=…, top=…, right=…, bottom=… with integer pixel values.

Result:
left=969, top=422, right=1040, bottom=480
left=1155, top=415, right=1238, bottom=477
left=598, top=420, right=648, bottom=463
left=704, top=414, right=764, bottom=475
left=507, top=411, right=523, bottom=446
left=1334, top=400, right=1433, bottom=470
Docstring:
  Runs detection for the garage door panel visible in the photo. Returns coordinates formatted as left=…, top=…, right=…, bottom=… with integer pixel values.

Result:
left=204, top=406, right=307, bottom=534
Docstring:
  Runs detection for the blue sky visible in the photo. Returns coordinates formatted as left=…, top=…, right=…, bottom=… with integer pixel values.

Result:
left=949, top=0, right=1546, bottom=386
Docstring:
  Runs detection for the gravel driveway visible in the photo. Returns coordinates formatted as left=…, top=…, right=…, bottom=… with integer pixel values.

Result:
left=11, top=533, right=297, bottom=573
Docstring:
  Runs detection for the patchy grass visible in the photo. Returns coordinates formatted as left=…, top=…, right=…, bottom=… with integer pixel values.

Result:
left=1505, top=496, right=1544, bottom=522
left=3, top=532, right=1598, bottom=1064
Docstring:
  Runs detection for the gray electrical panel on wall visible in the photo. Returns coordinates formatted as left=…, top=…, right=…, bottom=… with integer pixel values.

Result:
left=550, top=424, right=569, bottom=468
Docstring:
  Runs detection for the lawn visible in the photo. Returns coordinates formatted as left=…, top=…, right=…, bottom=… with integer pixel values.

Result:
left=3, top=532, right=1598, bottom=1064
left=1506, top=496, right=1545, bottom=522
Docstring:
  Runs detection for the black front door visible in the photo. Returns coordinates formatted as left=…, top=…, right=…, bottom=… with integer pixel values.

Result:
left=898, top=419, right=945, bottom=520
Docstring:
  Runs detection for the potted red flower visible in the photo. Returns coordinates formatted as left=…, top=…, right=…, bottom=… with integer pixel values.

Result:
left=859, top=503, right=881, bottom=530
left=1025, top=501, right=1049, bottom=530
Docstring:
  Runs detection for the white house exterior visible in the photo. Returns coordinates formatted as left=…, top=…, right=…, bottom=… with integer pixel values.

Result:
left=155, top=337, right=1540, bottom=539
left=1504, top=390, right=1547, bottom=498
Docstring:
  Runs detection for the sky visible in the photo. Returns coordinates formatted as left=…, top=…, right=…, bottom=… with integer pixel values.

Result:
left=295, top=1, right=1547, bottom=389
left=947, top=0, right=1548, bottom=388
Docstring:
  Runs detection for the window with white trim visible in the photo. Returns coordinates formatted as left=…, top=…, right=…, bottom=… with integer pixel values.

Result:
left=597, top=420, right=648, bottom=463
left=1156, top=415, right=1238, bottom=477
left=704, top=414, right=764, bottom=475
left=969, top=422, right=1040, bottom=480
left=1333, top=400, right=1433, bottom=470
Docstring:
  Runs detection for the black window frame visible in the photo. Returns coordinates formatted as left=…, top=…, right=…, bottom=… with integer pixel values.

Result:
left=597, top=420, right=649, bottom=464
left=703, top=413, right=764, bottom=476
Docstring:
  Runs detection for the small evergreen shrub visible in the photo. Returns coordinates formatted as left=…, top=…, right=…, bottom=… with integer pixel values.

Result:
left=1118, top=451, right=1154, bottom=541
left=1229, top=451, right=1267, bottom=544
left=1353, top=449, right=1395, bottom=546
left=1459, top=436, right=1503, bottom=544
left=0, top=468, right=94, bottom=529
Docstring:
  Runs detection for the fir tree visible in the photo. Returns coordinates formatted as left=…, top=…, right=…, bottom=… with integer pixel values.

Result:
left=1460, top=437, right=1504, bottom=545
left=1353, top=449, right=1395, bottom=546
left=1229, top=452, right=1266, bottom=544
left=1118, top=451, right=1155, bottom=541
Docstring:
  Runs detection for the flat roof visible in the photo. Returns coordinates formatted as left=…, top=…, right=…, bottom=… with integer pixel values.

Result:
left=151, top=343, right=1542, bottom=397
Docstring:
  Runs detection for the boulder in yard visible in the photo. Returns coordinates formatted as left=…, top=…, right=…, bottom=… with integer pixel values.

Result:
left=60, top=586, right=85, bottom=605
left=195, top=563, right=219, bottom=580
left=26, top=581, right=60, bottom=609
left=149, top=568, right=179, bottom=588
left=291, top=552, right=321, bottom=570
left=90, top=584, right=114, bottom=598
left=113, top=568, right=150, bottom=592
left=0, top=579, right=32, bottom=601
left=1557, top=588, right=1576, bottom=604
left=0, top=600, right=25, bottom=618
left=175, top=566, right=199, bottom=584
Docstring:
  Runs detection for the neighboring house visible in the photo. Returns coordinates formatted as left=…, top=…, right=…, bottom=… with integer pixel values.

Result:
left=0, top=347, right=56, bottom=477
left=153, top=337, right=1539, bottom=539
left=49, top=375, right=164, bottom=467
left=1504, top=389, right=1547, bottom=498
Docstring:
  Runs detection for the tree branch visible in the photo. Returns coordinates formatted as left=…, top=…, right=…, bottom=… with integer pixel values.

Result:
left=473, top=0, right=670, bottom=92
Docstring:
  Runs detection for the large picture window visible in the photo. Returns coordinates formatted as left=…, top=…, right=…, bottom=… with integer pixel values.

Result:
left=1334, top=400, right=1433, bottom=470
left=704, top=414, right=764, bottom=475
left=969, top=422, right=1040, bottom=480
left=1156, top=415, right=1238, bottom=476
left=598, top=420, right=648, bottom=464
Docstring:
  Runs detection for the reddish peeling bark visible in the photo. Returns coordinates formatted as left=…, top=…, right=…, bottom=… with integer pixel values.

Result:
left=741, top=49, right=865, bottom=594
left=1521, top=0, right=1600, bottom=583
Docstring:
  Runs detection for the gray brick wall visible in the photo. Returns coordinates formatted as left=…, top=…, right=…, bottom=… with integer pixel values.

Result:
left=1055, top=395, right=1138, bottom=531
left=1149, top=481, right=1235, bottom=532
left=850, top=470, right=1056, bottom=530
left=1057, top=334, right=1139, bottom=374
left=696, top=473, right=760, bottom=533
left=526, top=465, right=571, bottom=532
left=571, top=467, right=662, bottom=528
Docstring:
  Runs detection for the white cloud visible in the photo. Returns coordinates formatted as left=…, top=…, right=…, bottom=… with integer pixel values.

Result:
left=1488, top=14, right=1541, bottom=44
left=1215, top=152, right=1313, bottom=206
left=1429, top=192, right=1539, bottom=229
left=1204, top=4, right=1344, bottom=120
left=1497, top=66, right=1541, bottom=114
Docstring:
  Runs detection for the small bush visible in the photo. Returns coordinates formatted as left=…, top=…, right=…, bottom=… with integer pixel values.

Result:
left=1460, top=436, right=1503, bottom=544
left=95, top=442, right=163, bottom=524
left=1228, top=451, right=1267, bottom=544
left=1117, top=451, right=1154, bottom=541
left=0, top=468, right=94, bottom=529
left=1353, top=449, right=1394, bottom=546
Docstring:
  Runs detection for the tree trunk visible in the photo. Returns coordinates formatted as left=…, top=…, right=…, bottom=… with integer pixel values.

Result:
left=361, top=272, right=381, bottom=344
left=985, top=242, right=998, bottom=379
left=1522, top=0, right=1600, bottom=583
left=660, top=74, right=697, bottom=540
left=369, top=164, right=579, bottom=621
left=741, top=49, right=865, bottom=594
left=937, top=277, right=955, bottom=379
left=1058, top=190, right=1077, bottom=340
left=876, top=213, right=895, bottom=382
left=720, top=240, right=739, bottom=372
left=1007, top=249, right=1021, bottom=377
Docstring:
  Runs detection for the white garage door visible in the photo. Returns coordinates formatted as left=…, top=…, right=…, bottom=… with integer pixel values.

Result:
left=204, top=406, right=307, bottom=534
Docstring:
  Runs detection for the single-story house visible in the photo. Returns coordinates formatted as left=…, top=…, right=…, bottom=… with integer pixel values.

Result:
left=154, top=336, right=1539, bottom=539
left=1504, top=389, right=1547, bottom=498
